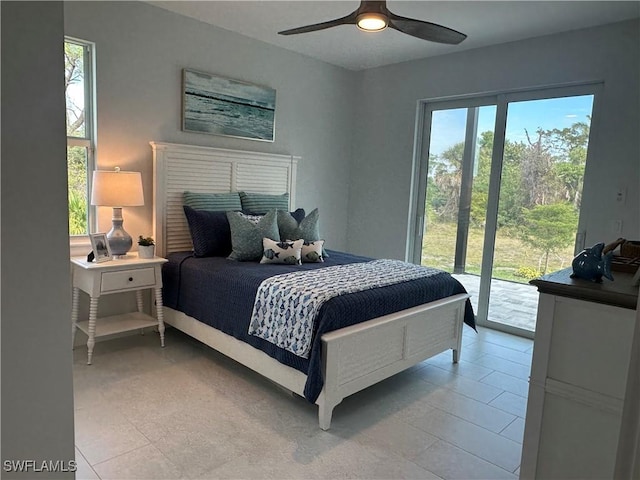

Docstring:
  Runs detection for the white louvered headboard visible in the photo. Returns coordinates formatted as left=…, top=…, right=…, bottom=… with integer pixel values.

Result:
left=150, top=141, right=299, bottom=257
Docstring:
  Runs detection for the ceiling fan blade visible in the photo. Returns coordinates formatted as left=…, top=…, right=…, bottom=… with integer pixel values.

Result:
left=388, top=14, right=466, bottom=45
left=278, top=12, right=357, bottom=36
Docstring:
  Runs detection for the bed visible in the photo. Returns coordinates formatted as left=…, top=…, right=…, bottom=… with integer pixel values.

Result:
left=151, top=141, right=474, bottom=430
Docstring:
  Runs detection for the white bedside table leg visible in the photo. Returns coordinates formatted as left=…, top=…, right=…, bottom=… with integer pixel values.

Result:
left=87, top=296, right=99, bottom=365
left=71, top=287, right=80, bottom=349
left=154, top=287, right=165, bottom=347
left=136, top=290, right=145, bottom=335
left=135, top=290, right=144, bottom=312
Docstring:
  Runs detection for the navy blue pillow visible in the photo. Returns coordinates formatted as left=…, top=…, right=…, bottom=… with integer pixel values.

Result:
left=183, top=205, right=233, bottom=257
left=290, top=208, right=306, bottom=224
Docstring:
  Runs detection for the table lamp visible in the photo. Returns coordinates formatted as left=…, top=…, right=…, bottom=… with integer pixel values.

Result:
left=90, top=167, right=144, bottom=257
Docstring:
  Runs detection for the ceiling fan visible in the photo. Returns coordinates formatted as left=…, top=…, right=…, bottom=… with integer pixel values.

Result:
left=278, top=0, right=467, bottom=45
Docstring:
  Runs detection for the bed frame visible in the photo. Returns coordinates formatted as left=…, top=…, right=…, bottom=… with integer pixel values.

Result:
left=151, top=141, right=469, bottom=430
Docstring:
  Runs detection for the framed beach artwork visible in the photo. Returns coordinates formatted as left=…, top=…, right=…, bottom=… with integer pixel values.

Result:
left=182, top=68, right=276, bottom=142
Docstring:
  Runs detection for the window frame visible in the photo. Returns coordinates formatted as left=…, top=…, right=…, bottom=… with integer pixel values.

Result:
left=65, top=36, right=97, bottom=243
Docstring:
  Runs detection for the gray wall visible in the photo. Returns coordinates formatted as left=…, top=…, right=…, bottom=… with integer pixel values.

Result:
left=2, top=1, right=635, bottom=470
left=348, top=20, right=640, bottom=260
left=1, top=2, right=76, bottom=478
left=64, top=1, right=358, bottom=254
left=66, top=3, right=640, bottom=265
left=64, top=1, right=359, bottom=327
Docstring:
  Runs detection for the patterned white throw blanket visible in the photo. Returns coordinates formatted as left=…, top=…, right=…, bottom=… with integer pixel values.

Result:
left=248, top=259, right=442, bottom=358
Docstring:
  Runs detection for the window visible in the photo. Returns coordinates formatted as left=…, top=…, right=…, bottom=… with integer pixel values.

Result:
left=410, top=84, right=599, bottom=338
left=65, top=37, right=95, bottom=236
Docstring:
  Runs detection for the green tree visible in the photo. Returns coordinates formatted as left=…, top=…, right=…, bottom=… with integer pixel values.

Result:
left=68, top=187, right=87, bottom=235
left=547, top=120, right=590, bottom=208
left=429, top=142, right=464, bottom=222
left=65, top=41, right=88, bottom=234
left=519, top=203, right=578, bottom=274
left=426, top=118, right=589, bottom=238
left=65, top=42, right=85, bottom=136
left=469, top=131, right=527, bottom=228
left=67, top=146, right=88, bottom=234
left=425, top=154, right=444, bottom=225
left=497, top=138, right=527, bottom=228
left=469, top=131, right=492, bottom=227
left=521, top=128, right=555, bottom=207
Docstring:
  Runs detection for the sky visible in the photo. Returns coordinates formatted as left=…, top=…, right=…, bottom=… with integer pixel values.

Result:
left=429, top=95, right=594, bottom=156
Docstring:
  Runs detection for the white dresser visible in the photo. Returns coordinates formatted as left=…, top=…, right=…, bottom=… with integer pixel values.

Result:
left=521, top=268, right=638, bottom=479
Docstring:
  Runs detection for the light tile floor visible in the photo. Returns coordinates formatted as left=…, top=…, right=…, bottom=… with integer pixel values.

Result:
left=73, top=326, right=533, bottom=480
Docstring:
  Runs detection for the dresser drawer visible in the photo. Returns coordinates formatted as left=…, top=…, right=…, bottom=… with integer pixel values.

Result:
left=101, top=268, right=156, bottom=293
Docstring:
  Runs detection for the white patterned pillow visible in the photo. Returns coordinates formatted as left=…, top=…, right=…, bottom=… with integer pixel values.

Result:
left=300, top=239, right=325, bottom=263
left=260, top=238, right=303, bottom=265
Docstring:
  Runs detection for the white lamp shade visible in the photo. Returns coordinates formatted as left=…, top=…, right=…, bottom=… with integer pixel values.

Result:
left=90, top=170, right=144, bottom=207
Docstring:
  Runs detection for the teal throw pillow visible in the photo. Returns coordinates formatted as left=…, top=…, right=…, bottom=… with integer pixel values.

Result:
left=227, top=210, right=280, bottom=261
left=277, top=207, right=321, bottom=241
left=183, top=191, right=242, bottom=211
left=239, top=192, right=289, bottom=214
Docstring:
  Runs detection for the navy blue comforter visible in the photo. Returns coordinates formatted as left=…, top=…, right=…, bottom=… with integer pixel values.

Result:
left=163, top=250, right=475, bottom=402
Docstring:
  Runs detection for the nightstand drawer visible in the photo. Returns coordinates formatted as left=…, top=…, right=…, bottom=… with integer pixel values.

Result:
left=101, top=268, right=156, bottom=293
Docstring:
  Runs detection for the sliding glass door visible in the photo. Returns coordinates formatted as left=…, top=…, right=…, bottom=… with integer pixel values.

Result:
left=410, top=85, right=598, bottom=336
left=418, top=103, right=496, bottom=320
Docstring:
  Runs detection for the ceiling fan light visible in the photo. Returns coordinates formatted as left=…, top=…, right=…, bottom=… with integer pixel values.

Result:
left=356, top=13, right=388, bottom=32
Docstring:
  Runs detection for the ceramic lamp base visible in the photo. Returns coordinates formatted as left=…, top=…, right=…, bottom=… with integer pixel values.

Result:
left=106, top=207, right=133, bottom=256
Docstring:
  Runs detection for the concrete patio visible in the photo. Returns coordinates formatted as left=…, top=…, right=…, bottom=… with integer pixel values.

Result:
left=452, top=274, right=540, bottom=332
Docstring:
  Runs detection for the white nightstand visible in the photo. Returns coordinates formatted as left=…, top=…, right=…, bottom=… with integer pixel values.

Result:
left=71, top=253, right=169, bottom=364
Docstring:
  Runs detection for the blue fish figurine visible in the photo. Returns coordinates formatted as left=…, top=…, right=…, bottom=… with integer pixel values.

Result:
left=571, top=242, right=614, bottom=283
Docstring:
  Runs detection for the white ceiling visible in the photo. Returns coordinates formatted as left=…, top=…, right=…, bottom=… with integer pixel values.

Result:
left=149, top=1, right=640, bottom=71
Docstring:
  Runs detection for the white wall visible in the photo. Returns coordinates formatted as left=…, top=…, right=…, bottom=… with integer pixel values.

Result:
left=348, top=20, right=640, bottom=260
left=64, top=1, right=358, bottom=254
left=1, top=2, right=76, bottom=478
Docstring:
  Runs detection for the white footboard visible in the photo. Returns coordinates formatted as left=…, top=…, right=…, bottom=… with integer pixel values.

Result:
left=162, top=292, right=468, bottom=430
left=316, top=293, right=468, bottom=429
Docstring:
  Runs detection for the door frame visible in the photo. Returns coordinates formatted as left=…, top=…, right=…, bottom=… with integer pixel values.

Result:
left=407, top=82, right=603, bottom=337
